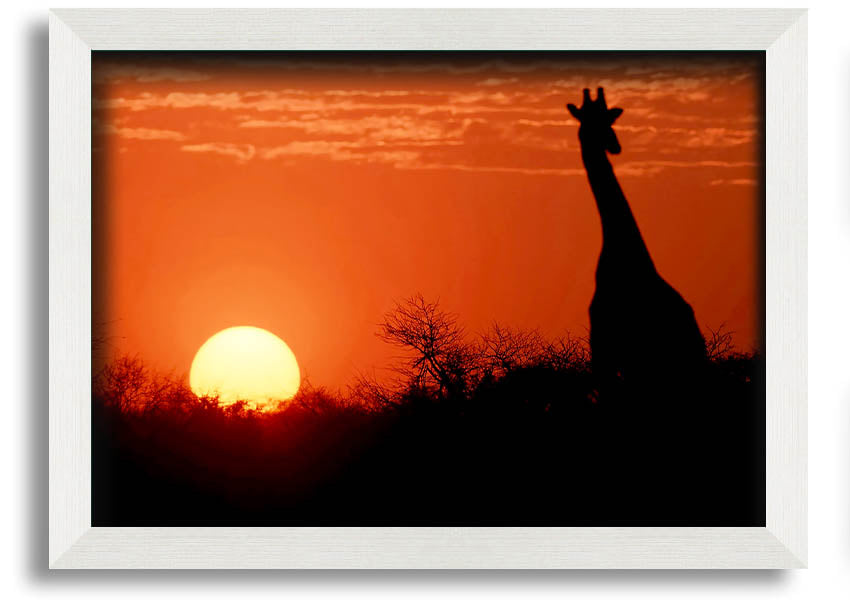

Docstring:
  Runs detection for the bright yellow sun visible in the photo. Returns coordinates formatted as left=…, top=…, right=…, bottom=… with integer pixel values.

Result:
left=190, top=326, right=301, bottom=407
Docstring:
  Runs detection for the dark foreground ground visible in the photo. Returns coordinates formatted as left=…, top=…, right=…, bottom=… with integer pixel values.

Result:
left=92, top=353, right=764, bottom=526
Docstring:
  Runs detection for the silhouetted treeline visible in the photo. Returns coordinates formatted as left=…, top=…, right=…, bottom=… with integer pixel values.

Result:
left=93, top=296, right=764, bottom=526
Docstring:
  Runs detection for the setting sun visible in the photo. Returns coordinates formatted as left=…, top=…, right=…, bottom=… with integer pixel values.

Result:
left=189, top=326, right=301, bottom=405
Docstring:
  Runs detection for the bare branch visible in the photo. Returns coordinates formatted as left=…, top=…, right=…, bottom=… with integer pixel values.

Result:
left=705, top=324, right=736, bottom=361
left=377, top=294, right=482, bottom=400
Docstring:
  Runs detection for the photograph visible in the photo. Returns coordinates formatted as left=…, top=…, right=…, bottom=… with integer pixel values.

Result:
left=90, top=51, right=766, bottom=527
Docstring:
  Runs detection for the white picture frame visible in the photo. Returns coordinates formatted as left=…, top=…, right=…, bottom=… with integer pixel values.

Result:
left=48, top=8, right=807, bottom=569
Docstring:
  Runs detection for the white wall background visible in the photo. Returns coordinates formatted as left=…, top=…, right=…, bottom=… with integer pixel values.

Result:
left=2, top=1, right=844, bottom=597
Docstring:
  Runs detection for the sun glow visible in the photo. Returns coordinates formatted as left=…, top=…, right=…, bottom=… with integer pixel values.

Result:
left=189, top=326, right=301, bottom=407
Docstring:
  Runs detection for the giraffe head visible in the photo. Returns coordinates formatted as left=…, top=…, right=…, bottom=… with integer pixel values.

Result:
left=567, top=87, right=624, bottom=155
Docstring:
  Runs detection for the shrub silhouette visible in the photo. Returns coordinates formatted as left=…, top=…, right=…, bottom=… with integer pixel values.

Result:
left=377, top=294, right=483, bottom=402
left=93, top=296, right=763, bottom=526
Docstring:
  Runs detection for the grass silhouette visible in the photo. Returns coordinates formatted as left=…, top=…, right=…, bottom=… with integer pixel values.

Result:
left=92, top=296, right=764, bottom=526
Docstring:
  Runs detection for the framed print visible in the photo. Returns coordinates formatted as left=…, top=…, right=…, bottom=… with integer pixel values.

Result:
left=49, top=9, right=806, bottom=568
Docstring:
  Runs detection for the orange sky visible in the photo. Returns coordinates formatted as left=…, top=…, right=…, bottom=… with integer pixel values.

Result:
left=92, top=52, right=764, bottom=390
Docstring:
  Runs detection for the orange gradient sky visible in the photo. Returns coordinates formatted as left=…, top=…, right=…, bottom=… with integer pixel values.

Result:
left=92, top=52, right=764, bottom=390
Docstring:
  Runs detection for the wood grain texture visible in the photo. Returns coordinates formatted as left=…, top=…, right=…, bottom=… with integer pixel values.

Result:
left=52, top=527, right=797, bottom=569
left=49, top=9, right=803, bottom=50
left=47, top=8, right=807, bottom=569
left=765, top=11, right=808, bottom=566
left=48, top=11, right=91, bottom=567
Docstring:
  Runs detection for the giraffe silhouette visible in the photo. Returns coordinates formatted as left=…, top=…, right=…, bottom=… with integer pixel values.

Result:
left=568, top=88, right=705, bottom=395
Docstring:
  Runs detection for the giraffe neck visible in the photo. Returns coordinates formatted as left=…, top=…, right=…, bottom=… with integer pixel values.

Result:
left=580, top=145, right=655, bottom=273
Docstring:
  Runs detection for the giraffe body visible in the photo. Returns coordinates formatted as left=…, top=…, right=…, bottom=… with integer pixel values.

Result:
left=568, top=88, right=705, bottom=393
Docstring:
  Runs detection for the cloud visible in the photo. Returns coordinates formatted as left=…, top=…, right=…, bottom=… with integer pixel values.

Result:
left=181, top=143, right=256, bottom=162
left=180, top=137, right=585, bottom=177
left=100, top=125, right=186, bottom=141
left=681, top=127, right=755, bottom=148
left=239, top=114, right=475, bottom=147
left=94, top=64, right=212, bottom=83
left=257, top=140, right=586, bottom=176
left=617, top=160, right=757, bottom=177
left=402, top=162, right=586, bottom=177
left=179, top=55, right=752, bottom=78
left=476, top=78, right=519, bottom=87
left=515, top=119, right=574, bottom=128
left=710, top=178, right=758, bottom=186
left=178, top=57, right=608, bottom=76
left=95, top=56, right=761, bottom=176
left=550, top=72, right=751, bottom=107
left=257, top=141, right=420, bottom=166
left=96, top=88, right=570, bottom=118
